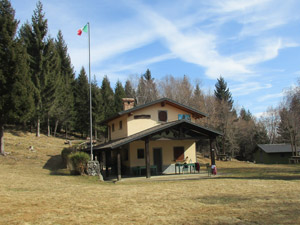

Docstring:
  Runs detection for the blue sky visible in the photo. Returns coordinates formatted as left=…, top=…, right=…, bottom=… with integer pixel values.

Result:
left=11, top=0, right=300, bottom=117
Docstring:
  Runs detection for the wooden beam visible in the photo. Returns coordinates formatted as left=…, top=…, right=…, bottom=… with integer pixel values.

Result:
left=117, top=150, right=121, bottom=181
left=101, top=150, right=106, bottom=174
left=145, top=137, right=151, bottom=178
left=210, top=138, right=216, bottom=166
left=105, top=150, right=109, bottom=178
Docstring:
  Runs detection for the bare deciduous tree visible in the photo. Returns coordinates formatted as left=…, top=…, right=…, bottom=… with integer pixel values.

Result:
left=260, top=106, right=280, bottom=144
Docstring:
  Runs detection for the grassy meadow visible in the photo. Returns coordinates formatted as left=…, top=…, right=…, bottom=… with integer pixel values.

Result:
left=1, top=130, right=300, bottom=224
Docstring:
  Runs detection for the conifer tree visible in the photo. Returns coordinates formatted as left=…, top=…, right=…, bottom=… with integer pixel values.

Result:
left=20, top=1, right=48, bottom=137
left=0, top=0, right=34, bottom=154
left=136, top=69, right=159, bottom=105
left=124, top=79, right=135, bottom=99
left=191, top=83, right=205, bottom=112
left=214, top=76, right=233, bottom=109
left=214, top=76, right=235, bottom=154
left=42, top=38, right=60, bottom=136
left=101, top=75, right=115, bottom=119
left=91, top=76, right=103, bottom=140
left=114, top=81, right=126, bottom=112
left=54, top=30, right=75, bottom=138
left=74, top=67, right=90, bottom=136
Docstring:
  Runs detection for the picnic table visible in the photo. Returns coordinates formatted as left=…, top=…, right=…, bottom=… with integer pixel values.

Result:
left=289, top=156, right=300, bottom=164
left=175, top=163, right=196, bottom=174
left=132, top=165, right=157, bottom=176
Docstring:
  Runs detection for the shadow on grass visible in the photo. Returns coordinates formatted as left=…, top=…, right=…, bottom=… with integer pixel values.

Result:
left=218, top=166, right=300, bottom=181
left=8, top=129, right=28, bottom=137
left=43, top=154, right=70, bottom=176
left=215, top=175, right=300, bottom=181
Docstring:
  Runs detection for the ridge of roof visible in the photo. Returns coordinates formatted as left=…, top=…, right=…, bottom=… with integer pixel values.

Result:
left=100, top=98, right=208, bottom=124
left=257, top=144, right=300, bottom=153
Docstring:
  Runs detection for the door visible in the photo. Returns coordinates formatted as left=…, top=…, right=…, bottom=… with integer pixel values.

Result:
left=153, top=148, right=163, bottom=174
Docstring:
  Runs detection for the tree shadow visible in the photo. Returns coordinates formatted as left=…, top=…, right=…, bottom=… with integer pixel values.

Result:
left=43, top=154, right=70, bottom=176
left=215, top=175, right=300, bottom=181
left=7, top=129, right=28, bottom=137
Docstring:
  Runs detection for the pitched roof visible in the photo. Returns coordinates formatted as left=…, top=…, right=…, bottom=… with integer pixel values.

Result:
left=257, top=144, right=300, bottom=153
left=100, top=98, right=207, bottom=124
left=94, top=120, right=222, bottom=150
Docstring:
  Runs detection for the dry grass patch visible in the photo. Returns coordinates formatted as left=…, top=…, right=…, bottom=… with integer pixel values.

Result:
left=1, top=130, right=300, bottom=224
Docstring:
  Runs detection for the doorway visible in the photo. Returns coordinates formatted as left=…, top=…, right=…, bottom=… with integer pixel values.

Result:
left=153, top=148, right=163, bottom=174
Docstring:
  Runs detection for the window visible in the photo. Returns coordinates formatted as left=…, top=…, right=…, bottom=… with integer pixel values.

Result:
left=137, top=148, right=144, bottom=159
left=134, top=114, right=151, bottom=119
left=119, top=121, right=122, bottom=130
left=174, top=147, right=184, bottom=161
left=112, top=123, right=115, bottom=132
left=158, top=110, right=168, bottom=122
left=178, top=114, right=191, bottom=121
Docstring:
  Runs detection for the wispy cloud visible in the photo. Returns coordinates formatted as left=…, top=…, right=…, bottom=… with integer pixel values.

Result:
left=231, top=82, right=272, bottom=96
left=98, top=53, right=176, bottom=75
left=236, top=38, right=299, bottom=65
left=257, top=92, right=284, bottom=102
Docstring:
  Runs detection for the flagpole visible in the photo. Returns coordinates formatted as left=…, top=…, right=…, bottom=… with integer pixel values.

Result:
left=88, top=22, right=93, bottom=160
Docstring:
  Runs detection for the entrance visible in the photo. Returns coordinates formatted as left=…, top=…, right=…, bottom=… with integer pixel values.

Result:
left=153, top=148, right=162, bottom=174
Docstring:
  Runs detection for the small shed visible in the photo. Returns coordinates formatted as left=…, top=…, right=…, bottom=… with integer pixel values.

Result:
left=254, top=144, right=299, bottom=164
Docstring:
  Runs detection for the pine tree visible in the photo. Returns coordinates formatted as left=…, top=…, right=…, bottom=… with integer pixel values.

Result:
left=191, top=83, right=205, bottom=112
left=214, top=76, right=235, bottom=154
left=114, top=81, right=126, bottom=112
left=91, top=76, right=103, bottom=140
left=74, top=67, right=90, bottom=137
left=136, top=69, right=159, bottom=105
left=20, top=1, right=48, bottom=137
left=239, top=107, right=252, bottom=121
left=0, top=0, right=34, bottom=154
left=54, top=30, right=75, bottom=138
left=214, top=76, right=233, bottom=109
left=42, top=38, right=60, bottom=136
left=101, top=75, right=115, bottom=119
left=124, top=79, right=135, bottom=99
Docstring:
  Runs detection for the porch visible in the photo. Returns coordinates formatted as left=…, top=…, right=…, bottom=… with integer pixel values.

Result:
left=91, top=120, right=221, bottom=180
left=103, top=168, right=214, bottom=183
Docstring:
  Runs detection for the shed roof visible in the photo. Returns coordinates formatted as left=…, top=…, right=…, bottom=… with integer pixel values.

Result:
left=94, top=120, right=222, bottom=150
left=257, top=144, right=300, bottom=153
left=100, top=98, right=207, bottom=125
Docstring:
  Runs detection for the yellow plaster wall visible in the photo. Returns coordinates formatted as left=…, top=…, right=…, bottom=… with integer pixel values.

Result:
left=129, top=140, right=196, bottom=167
left=108, top=115, right=128, bottom=140
left=127, top=103, right=196, bottom=136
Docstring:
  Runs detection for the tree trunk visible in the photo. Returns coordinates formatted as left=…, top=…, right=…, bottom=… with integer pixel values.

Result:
left=36, top=116, right=40, bottom=137
left=65, top=125, right=68, bottom=139
left=54, top=120, right=59, bottom=137
left=47, top=116, right=50, bottom=137
left=0, top=124, right=4, bottom=155
left=94, top=127, right=97, bottom=141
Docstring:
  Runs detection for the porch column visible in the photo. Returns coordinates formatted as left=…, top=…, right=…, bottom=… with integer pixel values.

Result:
left=145, top=137, right=151, bottom=178
left=210, top=138, right=216, bottom=166
left=117, top=150, right=121, bottom=181
left=105, top=150, right=109, bottom=178
left=102, top=150, right=106, bottom=177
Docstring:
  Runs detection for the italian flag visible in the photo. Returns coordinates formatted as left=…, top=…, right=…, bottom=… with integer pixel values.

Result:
left=77, top=24, right=88, bottom=36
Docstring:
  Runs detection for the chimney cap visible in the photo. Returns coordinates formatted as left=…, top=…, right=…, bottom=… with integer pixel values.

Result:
left=122, top=98, right=135, bottom=102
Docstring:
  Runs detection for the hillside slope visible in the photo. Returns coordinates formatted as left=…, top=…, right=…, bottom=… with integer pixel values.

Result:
left=0, top=130, right=67, bottom=170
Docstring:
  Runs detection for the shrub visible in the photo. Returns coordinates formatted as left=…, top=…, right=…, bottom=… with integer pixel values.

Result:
left=68, top=152, right=90, bottom=175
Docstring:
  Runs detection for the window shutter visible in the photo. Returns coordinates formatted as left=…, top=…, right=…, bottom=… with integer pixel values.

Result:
left=158, top=111, right=167, bottom=122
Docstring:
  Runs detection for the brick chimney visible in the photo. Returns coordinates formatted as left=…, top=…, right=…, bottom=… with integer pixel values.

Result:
left=122, top=98, right=135, bottom=111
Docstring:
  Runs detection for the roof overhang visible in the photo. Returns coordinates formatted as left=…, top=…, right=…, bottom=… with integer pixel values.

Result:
left=94, top=120, right=222, bottom=150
